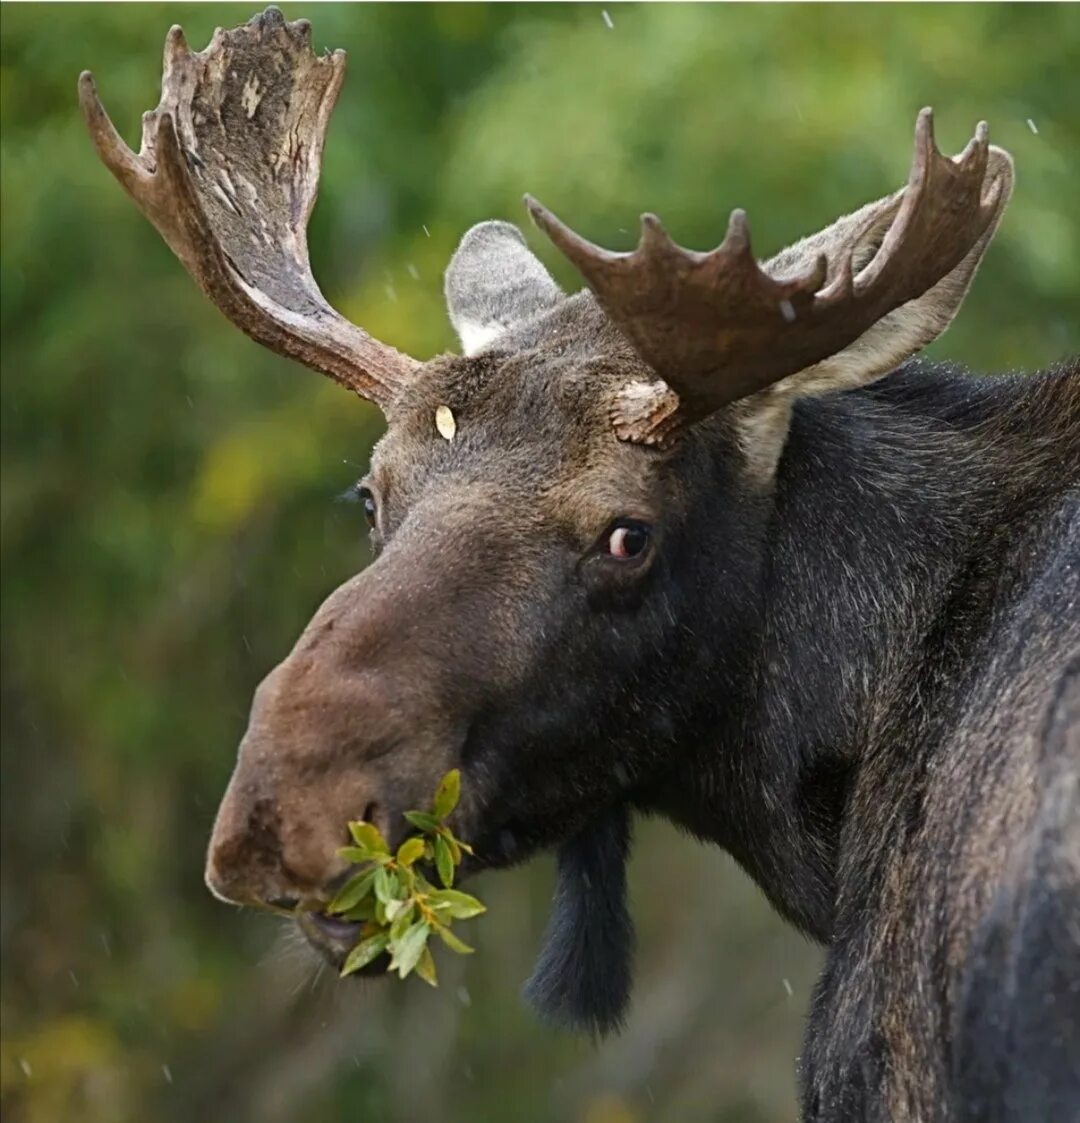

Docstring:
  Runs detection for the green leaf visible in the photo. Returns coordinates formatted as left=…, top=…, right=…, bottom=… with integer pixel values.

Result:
left=403, top=810, right=440, bottom=833
left=336, top=846, right=370, bottom=864
left=340, top=932, right=389, bottom=977
left=388, top=901, right=416, bottom=942
left=389, top=921, right=430, bottom=979
left=432, top=769, right=461, bottom=821
left=328, top=868, right=377, bottom=914
left=341, top=897, right=378, bottom=922
left=397, top=863, right=417, bottom=894
left=374, top=866, right=400, bottom=904
left=396, top=837, right=426, bottom=867
left=347, top=821, right=389, bottom=856
left=441, top=830, right=462, bottom=866
left=415, top=945, right=438, bottom=987
left=412, top=870, right=438, bottom=897
left=435, top=925, right=475, bottom=955
left=427, top=889, right=486, bottom=920
left=435, top=833, right=455, bottom=888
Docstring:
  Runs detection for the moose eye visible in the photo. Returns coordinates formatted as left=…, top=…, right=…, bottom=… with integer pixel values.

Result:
left=603, top=520, right=651, bottom=561
left=357, top=486, right=377, bottom=530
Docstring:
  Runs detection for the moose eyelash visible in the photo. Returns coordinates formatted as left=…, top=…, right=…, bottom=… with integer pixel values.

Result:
left=335, top=482, right=365, bottom=505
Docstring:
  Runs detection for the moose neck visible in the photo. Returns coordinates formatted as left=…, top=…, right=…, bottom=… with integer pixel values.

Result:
left=646, top=361, right=1074, bottom=942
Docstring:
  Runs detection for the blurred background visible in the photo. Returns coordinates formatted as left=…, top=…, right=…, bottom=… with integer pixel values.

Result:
left=1, top=4, right=1077, bottom=1122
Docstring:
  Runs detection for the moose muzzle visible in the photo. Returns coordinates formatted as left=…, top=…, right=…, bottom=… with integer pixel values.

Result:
left=204, top=561, right=474, bottom=912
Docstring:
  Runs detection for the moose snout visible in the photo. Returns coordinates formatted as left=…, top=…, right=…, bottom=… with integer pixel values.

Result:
left=204, top=633, right=458, bottom=911
left=204, top=765, right=368, bottom=910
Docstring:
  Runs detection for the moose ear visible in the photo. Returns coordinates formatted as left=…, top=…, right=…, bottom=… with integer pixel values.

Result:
left=445, top=221, right=563, bottom=355
left=762, top=146, right=1014, bottom=399
left=522, top=803, right=634, bottom=1037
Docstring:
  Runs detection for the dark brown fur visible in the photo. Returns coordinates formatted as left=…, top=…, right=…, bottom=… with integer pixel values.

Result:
left=204, top=286, right=1078, bottom=1118
left=82, top=11, right=1076, bottom=1116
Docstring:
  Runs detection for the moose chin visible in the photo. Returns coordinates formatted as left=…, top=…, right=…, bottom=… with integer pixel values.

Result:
left=81, top=8, right=1079, bottom=1121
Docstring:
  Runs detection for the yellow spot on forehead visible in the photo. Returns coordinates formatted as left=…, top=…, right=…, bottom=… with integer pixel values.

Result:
left=435, top=404, right=457, bottom=441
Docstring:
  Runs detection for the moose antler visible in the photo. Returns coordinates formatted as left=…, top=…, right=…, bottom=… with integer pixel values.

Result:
left=79, top=7, right=417, bottom=406
left=527, top=109, right=1010, bottom=437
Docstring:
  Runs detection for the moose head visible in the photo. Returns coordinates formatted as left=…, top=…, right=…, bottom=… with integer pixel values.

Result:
left=80, top=8, right=1013, bottom=1033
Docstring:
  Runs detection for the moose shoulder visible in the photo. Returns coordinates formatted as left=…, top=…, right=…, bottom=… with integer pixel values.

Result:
left=81, top=9, right=1080, bottom=1121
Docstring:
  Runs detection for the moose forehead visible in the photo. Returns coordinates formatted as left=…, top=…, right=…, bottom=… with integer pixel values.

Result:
left=371, top=293, right=667, bottom=526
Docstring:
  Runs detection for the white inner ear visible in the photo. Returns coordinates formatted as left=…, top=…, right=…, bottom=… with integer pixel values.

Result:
left=444, top=220, right=563, bottom=357
left=456, top=319, right=509, bottom=357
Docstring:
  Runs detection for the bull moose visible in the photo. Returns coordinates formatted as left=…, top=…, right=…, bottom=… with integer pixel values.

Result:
left=80, top=9, right=1078, bottom=1121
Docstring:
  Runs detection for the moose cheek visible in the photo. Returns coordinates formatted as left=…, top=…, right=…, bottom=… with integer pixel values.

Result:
left=579, top=554, right=656, bottom=612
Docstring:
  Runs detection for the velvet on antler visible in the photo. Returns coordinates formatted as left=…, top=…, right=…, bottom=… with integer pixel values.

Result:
left=79, top=7, right=418, bottom=408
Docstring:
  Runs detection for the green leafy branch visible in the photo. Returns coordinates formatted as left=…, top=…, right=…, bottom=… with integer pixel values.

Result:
left=323, top=769, right=485, bottom=986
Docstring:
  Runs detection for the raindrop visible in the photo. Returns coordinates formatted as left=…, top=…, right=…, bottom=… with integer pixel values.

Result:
left=601, top=9, right=615, bottom=29
left=100, top=931, right=112, bottom=957
left=422, top=224, right=431, bottom=238
left=69, top=970, right=79, bottom=988
left=406, top=263, right=420, bottom=280
left=18, top=1058, right=32, bottom=1078
left=457, top=985, right=472, bottom=1007
left=383, top=282, right=398, bottom=303
left=162, top=1064, right=174, bottom=1084
left=779, top=300, right=796, bottom=323
left=782, top=977, right=794, bottom=997
left=613, top=762, right=630, bottom=787
left=1026, top=118, right=1039, bottom=135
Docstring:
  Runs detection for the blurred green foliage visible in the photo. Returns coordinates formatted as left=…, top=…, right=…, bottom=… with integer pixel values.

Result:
left=1, top=4, right=1076, bottom=1122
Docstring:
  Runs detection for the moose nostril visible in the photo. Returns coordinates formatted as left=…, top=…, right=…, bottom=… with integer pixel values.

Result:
left=267, top=895, right=300, bottom=912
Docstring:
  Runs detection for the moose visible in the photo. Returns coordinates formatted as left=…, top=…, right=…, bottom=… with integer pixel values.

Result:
left=80, top=9, right=1078, bottom=1121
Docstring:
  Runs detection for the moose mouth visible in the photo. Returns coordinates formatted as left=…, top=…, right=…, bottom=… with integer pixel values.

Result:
left=294, top=815, right=535, bottom=974
left=296, top=909, right=386, bottom=975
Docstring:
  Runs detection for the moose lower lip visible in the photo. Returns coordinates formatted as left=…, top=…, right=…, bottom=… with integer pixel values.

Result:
left=303, top=912, right=362, bottom=944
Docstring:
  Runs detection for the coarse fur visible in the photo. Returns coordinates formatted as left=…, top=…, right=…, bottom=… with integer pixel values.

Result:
left=654, top=358, right=1080, bottom=1120
left=85, top=11, right=1078, bottom=1117
left=522, top=803, right=634, bottom=1036
left=208, top=282, right=1079, bottom=1118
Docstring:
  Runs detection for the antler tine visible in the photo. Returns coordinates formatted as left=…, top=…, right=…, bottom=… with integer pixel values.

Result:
left=524, top=194, right=628, bottom=278
left=80, top=7, right=418, bottom=408
left=79, top=71, right=147, bottom=196
left=528, top=108, right=1012, bottom=440
left=849, top=107, right=990, bottom=301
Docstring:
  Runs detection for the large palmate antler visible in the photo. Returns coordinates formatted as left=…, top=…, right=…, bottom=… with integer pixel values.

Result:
left=527, top=109, right=1011, bottom=439
left=79, top=7, right=417, bottom=406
